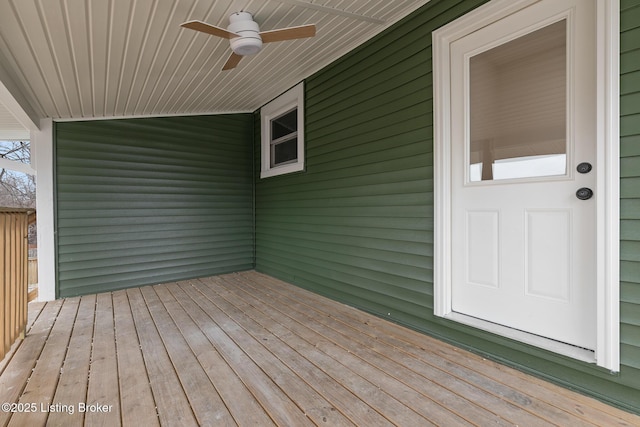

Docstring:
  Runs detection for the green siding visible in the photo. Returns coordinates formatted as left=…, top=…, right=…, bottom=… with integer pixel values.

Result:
left=56, top=115, right=254, bottom=297
left=620, top=0, right=640, bottom=389
left=256, top=0, right=640, bottom=414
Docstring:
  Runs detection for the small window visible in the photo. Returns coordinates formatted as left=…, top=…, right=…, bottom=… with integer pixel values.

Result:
left=271, top=109, right=298, bottom=167
left=261, top=83, right=304, bottom=178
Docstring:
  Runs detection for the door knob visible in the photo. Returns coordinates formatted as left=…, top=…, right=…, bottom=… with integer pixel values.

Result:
left=576, top=187, right=593, bottom=200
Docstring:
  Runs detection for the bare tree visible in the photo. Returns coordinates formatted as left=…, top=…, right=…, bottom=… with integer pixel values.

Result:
left=0, top=141, right=36, bottom=208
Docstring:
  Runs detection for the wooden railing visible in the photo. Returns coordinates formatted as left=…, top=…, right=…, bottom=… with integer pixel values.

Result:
left=1, top=208, right=34, bottom=361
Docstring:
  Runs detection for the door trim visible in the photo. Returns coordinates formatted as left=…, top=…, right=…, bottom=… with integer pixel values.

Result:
left=432, top=0, right=620, bottom=371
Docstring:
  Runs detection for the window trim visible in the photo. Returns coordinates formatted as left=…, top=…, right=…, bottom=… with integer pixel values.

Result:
left=260, top=83, right=304, bottom=178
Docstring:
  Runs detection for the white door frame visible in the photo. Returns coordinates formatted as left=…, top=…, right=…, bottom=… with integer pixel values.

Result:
left=432, top=0, right=620, bottom=371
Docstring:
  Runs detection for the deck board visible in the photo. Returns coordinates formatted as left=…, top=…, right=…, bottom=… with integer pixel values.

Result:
left=218, top=274, right=520, bottom=426
left=231, top=274, right=549, bottom=425
left=0, top=299, right=63, bottom=427
left=238, top=272, right=619, bottom=426
left=85, top=293, right=121, bottom=427
left=47, top=295, right=96, bottom=427
left=158, top=284, right=274, bottom=426
left=8, top=297, right=79, bottom=427
left=204, top=275, right=462, bottom=426
left=191, top=278, right=386, bottom=426
left=144, top=285, right=235, bottom=426
left=178, top=280, right=314, bottom=426
left=0, top=271, right=638, bottom=427
left=194, top=278, right=393, bottom=426
left=127, top=287, right=197, bottom=426
left=112, top=290, right=158, bottom=427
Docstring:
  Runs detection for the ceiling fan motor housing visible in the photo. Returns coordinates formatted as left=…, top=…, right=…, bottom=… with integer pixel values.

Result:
left=228, top=12, right=262, bottom=56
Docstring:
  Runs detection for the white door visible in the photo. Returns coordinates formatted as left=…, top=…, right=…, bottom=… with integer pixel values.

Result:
left=450, top=0, right=597, bottom=349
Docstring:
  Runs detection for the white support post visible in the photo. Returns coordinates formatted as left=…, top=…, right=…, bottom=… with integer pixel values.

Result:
left=31, top=118, right=55, bottom=301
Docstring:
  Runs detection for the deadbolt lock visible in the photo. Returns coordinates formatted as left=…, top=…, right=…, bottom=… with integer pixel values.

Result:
left=577, top=162, right=593, bottom=174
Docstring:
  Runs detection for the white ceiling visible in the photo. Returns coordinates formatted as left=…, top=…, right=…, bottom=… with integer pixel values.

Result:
left=0, top=0, right=431, bottom=135
left=0, top=104, right=29, bottom=140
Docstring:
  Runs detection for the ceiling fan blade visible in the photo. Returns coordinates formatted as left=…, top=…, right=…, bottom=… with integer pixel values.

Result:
left=222, top=52, right=243, bottom=70
left=181, top=20, right=239, bottom=39
left=260, top=24, right=316, bottom=43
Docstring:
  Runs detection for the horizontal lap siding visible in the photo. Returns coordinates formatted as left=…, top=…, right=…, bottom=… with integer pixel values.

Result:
left=256, top=0, right=640, bottom=414
left=56, top=115, right=254, bottom=297
left=620, top=0, right=640, bottom=390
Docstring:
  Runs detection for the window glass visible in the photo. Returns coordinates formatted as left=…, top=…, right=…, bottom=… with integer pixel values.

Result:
left=469, top=20, right=567, bottom=181
left=272, top=138, right=298, bottom=167
left=271, top=109, right=297, bottom=141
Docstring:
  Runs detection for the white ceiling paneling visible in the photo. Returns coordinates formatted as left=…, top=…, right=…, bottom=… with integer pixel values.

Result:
left=0, top=101, right=29, bottom=140
left=0, top=0, right=431, bottom=127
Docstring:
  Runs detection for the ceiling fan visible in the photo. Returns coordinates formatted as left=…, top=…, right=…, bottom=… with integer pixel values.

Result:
left=181, top=12, right=316, bottom=71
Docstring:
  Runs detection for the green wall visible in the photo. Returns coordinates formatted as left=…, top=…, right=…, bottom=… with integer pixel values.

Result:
left=255, top=0, right=640, bottom=414
left=619, top=0, right=640, bottom=399
left=55, top=115, right=254, bottom=297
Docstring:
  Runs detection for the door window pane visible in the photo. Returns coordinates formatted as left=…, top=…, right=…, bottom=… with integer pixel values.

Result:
left=469, top=20, right=567, bottom=181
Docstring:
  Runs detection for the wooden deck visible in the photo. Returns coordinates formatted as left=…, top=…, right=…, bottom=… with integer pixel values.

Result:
left=0, top=271, right=638, bottom=426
